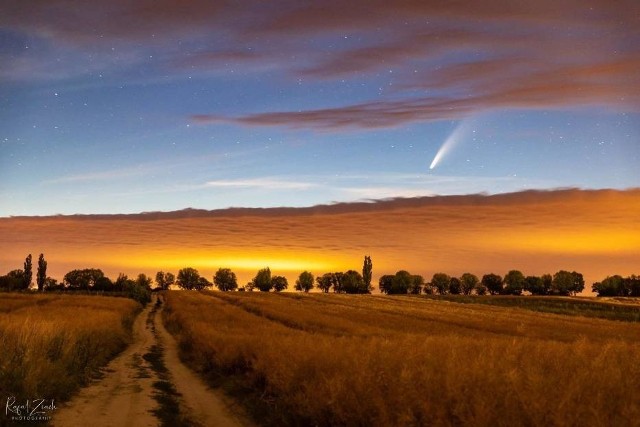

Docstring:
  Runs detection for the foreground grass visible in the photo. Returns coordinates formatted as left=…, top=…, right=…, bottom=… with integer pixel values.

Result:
left=0, top=293, right=140, bottom=402
left=422, top=294, right=640, bottom=322
left=164, top=291, right=640, bottom=426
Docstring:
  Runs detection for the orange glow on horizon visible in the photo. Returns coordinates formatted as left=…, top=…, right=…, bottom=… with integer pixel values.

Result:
left=1, top=189, right=638, bottom=290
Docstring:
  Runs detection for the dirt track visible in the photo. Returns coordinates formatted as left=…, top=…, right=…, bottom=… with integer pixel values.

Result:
left=53, top=295, right=248, bottom=427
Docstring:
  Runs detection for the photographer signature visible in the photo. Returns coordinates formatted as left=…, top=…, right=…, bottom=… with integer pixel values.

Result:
left=5, top=396, right=56, bottom=418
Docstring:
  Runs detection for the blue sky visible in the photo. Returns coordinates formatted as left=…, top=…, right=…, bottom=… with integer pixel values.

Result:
left=1, top=1, right=638, bottom=216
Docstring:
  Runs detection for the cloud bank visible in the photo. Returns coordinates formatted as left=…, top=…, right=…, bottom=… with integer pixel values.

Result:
left=1, top=189, right=638, bottom=290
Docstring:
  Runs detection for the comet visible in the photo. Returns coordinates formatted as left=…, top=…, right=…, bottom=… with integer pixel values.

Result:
left=429, top=120, right=470, bottom=170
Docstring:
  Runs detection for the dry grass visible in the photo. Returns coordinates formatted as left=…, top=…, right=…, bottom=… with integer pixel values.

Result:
left=0, top=293, right=140, bottom=401
left=164, top=291, right=640, bottom=426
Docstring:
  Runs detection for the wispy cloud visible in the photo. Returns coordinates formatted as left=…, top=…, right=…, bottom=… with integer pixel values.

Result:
left=42, top=166, right=153, bottom=184
left=204, top=178, right=318, bottom=190
left=3, top=1, right=637, bottom=127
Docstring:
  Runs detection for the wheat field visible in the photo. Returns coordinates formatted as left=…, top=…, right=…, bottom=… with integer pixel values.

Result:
left=164, top=291, right=640, bottom=426
left=0, top=293, right=140, bottom=401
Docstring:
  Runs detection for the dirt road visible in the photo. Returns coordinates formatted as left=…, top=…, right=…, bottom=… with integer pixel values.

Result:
left=53, top=295, right=249, bottom=427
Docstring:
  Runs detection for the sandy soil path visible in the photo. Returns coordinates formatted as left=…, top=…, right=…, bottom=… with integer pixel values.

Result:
left=53, top=295, right=249, bottom=427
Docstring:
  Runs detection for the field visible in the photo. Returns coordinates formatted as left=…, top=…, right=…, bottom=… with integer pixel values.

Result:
left=0, top=293, right=141, bottom=402
left=164, top=291, right=640, bottom=426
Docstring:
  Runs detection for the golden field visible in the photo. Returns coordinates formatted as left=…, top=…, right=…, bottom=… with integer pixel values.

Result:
left=0, top=293, right=140, bottom=401
left=164, top=291, right=640, bottom=426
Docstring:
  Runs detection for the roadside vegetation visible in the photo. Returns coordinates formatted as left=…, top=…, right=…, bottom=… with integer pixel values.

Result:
left=164, top=291, right=640, bottom=426
left=0, top=293, right=140, bottom=401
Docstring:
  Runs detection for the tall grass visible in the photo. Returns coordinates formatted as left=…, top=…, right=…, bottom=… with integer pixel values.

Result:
left=0, top=294, right=140, bottom=401
left=164, top=292, right=640, bottom=426
left=423, top=294, right=640, bottom=322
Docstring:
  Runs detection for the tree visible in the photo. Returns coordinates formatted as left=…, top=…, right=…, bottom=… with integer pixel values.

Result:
left=541, top=274, right=553, bottom=295
left=449, top=277, right=462, bottom=295
left=23, top=254, right=33, bottom=289
left=176, top=267, right=201, bottom=290
left=524, top=275, right=545, bottom=295
left=93, top=275, right=114, bottom=291
left=114, top=273, right=130, bottom=292
left=430, top=273, right=450, bottom=295
left=627, top=275, right=640, bottom=297
left=362, top=256, right=373, bottom=293
left=460, top=273, right=479, bottom=295
left=331, top=272, right=345, bottom=293
left=271, top=275, right=288, bottom=292
left=340, top=270, right=368, bottom=294
left=378, top=275, right=394, bottom=294
left=592, top=275, right=625, bottom=296
left=475, top=281, right=487, bottom=295
left=409, top=275, right=424, bottom=294
left=295, top=271, right=314, bottom=292
left=195, top=276, right=213, bottom=291
left=482, top=273, right=503, bottom=295
left=551, top=270, right=584, bottom=296
left=245, top=281, right=255, bottom=292
left=136, top=273, right=153, bottom=290
left=391, top=270, right=413, bottom=294
left=63, top=269, right=105, bottom=290
left=214, top=268, right=238, bottom=291
left=0, top=270, right=25, bottom=291
left=570, top=271, right=585, bottom=295
left=37, top=253, right=47, bottom=292
left=253, top=268, right=272, bottom=292
left=155, top=271, right=175, bottom=290
left=43, top=277, right=61, bottom=291
left=316, top=273, right=333, bottom=293
left=503, top=270, right=525, bottom=295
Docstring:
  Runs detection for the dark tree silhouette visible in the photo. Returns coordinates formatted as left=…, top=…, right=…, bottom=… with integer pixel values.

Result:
left=37, top=253, right=47, bottom=292
left=339, top=270, right=368, bottom=294
left=0, top=270, right=25, bottom=291
left=271, top=275, right=288, bottom=292
left=295, top=271, right=314, bottom=292
left=64, top=269, right=105, bottom=290
left=391, top=270, right=413, bottom=294
left=155, top=271, right=175, bottom=290
left=503, top=270, right=525, bottom=295
left=378, top=275, right=394, bottom=294
left=541, top=274, right=553, bottom=295
left=177, top=267, right=202, bottom=290
left=253, top=268, right=272, bottom=292
left=214, top=268, right=238, bottom=292
left=481, top=273, right=503, bottom=295
left=551, top=270, right=584, bottom=295
left=196, top=276, right=213, bottom=291
left=627, top=275, right=640, bottom=296
left=136, top=273, right=153, bottom=290
left=430, top=273, right=450, bottom=295
left=449, top=277, right=462, bottom=295
left=23, top=254, right=33, bottom=290
left=592, top=275, right=625, bottom=296
left=524, top=275, right=546, bottom=295
left=362, top=256, right=372, bottom=293
left=460, top=273, right=479, bottom=295
left=316, top=273, right=333, bottom=293
left=409, top=274, right=424, bottom=294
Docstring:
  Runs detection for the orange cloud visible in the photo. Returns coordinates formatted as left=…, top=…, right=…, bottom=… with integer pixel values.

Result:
left=1, top=189, right=638, bottom=292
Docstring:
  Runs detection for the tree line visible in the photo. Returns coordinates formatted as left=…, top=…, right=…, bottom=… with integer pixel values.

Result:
left=1, top=254, right=637, bottom=298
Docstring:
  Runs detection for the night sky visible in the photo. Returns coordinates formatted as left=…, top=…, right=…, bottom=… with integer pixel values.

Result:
left=1, top=1, right=639, bottom=216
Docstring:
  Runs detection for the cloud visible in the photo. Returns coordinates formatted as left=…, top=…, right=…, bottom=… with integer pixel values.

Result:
left=1, top=189, right=639, bottom=291
left=3, top=1, right=639, bottom=127
left=204, top=178, right=317, bottom=190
